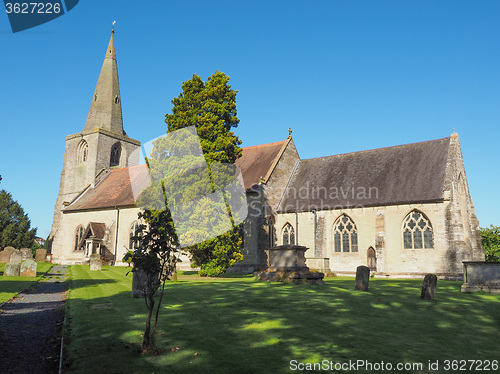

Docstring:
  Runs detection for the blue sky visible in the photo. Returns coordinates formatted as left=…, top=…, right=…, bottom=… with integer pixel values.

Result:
left=1, top=0, right=499, bottom=238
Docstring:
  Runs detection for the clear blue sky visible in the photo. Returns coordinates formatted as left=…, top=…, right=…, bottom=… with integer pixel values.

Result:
left=1, top=1, right=499, bottom=238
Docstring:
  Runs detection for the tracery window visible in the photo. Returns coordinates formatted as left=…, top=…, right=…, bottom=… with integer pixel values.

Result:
left=77, top=140, right=88, bottom=164
left=110, top=143, right=121, bottom=167
left=129, top=221, right=141, bottom=250
left=402, top=210, right=434, bottom=249
left=282, top=223, right=295, bottom=245
left=74, top=225, right=84, bottom=251
left=333, top=214, right=358, bottom=253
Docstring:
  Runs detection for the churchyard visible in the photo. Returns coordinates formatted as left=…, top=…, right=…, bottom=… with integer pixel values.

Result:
left=63, top=265, right=500, bottom=374
left=0, top=262, right=52, bottom=303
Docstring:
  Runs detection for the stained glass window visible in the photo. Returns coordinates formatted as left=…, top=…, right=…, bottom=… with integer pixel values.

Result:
left=402, top=210, right=434, bottom=249
left=282, top=223, right=295, bottom=245
left=333, top=215, right=358, bottom=253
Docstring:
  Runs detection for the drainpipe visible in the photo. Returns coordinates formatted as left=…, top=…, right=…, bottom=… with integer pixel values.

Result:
left=312, top=209, right=317, bottom=256
left=295, top=212, right=299, bottom=245
left=114, top=206, right=120, bottom=265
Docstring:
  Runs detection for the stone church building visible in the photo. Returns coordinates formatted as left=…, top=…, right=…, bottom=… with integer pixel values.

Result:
left=49, top=33, right=484, bottom=278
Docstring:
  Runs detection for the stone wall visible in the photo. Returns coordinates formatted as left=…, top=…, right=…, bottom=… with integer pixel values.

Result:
left=444, top=133, right=484, bottom=270
left=49, top=127, right=140, bottom=254
left=276, top=202, right=464, bottom=278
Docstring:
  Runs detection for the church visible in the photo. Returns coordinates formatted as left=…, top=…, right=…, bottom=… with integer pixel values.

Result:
left=49, top=33, right=484, bottom=278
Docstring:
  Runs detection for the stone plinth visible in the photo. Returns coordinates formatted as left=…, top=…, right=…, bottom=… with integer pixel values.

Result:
left=4, top=262, right=20, bottom=276
left=306, top=257, right=330, bottom=272
left=462, top=262, right=500, bottom=294
left=20, top=260, right=37, bottom=277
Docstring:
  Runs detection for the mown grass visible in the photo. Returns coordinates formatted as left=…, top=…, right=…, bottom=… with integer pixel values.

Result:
left=0, top=262, right=53, bottom=303
left=65, top=265, right=500, bottom=374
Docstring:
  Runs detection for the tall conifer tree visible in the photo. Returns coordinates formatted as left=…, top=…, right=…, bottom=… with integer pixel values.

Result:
left=164, top=72, right=243, bottom=276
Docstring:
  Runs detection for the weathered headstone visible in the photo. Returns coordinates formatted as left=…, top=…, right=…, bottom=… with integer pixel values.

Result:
left=90, top=254, right=102, bottom=271
left=3, top=262, right=20, bottom=276
left=21, top=248, right=33, bottom=261
left=132, top=267, right=159, bottom=298
left=3, top=246, right=17, bottom=253
left=20, top=259, right=37, bottom=277
left=35, top=248, right=47, bottom=262
left=421, top=274, right=437, bottom=300
left=354, top=265, right=370, bottom=291
left=10, top=251, right=22, bottom=264
left=0, top=251, right=11, bottom=263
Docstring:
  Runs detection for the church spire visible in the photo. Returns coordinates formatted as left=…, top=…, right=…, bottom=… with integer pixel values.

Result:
left=84, top=31, right=124, bottom=135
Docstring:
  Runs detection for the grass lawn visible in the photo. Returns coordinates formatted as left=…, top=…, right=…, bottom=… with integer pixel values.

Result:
left=0, top=262, right=53, bottom=303
left=65, top=265, right=500, bottom=374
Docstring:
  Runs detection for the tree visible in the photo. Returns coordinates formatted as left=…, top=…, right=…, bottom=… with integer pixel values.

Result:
left=480, top=225, right=500, bottom=262
left=0, top=188, right=37, bottom=249
left=162, top=72, right=244, bottom=276
left=128, top=209, right=179, bottom=354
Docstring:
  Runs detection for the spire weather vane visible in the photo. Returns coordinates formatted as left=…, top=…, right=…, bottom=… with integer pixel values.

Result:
left=112, top=21, right=116, bottom=33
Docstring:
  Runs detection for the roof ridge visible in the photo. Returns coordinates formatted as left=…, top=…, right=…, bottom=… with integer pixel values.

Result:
left=301, top=136, right=451, bottom=162
left=242, top=139, right=287, bottom=151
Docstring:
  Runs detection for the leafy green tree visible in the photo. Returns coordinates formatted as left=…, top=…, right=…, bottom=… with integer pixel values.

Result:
left=480, top=225, right=500, bottom=262
left=0, top=188, right=37, bottom=249
left=160, top=72, right=243, bottom=276
left=127, top=209, right=179, bottom=354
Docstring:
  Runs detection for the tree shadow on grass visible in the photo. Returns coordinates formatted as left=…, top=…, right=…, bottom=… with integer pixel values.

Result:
left=65, top=276, right=500, bottom=374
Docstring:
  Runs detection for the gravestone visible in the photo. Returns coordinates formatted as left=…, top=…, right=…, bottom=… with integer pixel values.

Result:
left=10, top=251, right=22, bottom=264
left=420, top=274, right=437, bottom=300
left=0, top=251, right=11, bottom=263
left=21, top=248, right=33, bottom=261
left=4, top=262, right=20, bottom=276
left=354, top=265, right=370, bottom=291
left=90, top=254, right=102, bottom=271
left=132, top=267, right=159, bottom=298
left=20, top=259, right=37, bottom=277
left=35, top=248, right=47, bottom=262
left=3, top=246, right=17, bottom=253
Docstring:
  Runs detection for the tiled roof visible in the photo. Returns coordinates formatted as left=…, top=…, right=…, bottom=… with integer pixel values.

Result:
left=65, top=165, right=150, bottom=212
left=278, top=137, right=451, bottom=213
left=235, top=140, right=288, bottom=190
left=65, top=139, right=288, bottom=211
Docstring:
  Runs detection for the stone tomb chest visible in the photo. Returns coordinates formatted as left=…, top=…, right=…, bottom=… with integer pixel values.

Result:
left=462, top=262, right=500, bottom=294
left=256, top=245, right=324, bottom=284
left=266, top=245, right=308, bottom=272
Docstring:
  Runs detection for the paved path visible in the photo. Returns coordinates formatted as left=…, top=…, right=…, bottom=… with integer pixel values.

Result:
left=0, top=264, right=69, bottom=374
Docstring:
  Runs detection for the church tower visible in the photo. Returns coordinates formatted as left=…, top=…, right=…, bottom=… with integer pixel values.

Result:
left=49, top=31, right=140, bottom=251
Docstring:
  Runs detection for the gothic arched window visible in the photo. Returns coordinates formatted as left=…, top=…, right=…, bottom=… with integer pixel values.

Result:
left=129, top=221, right=141, bottom=250
left=77, top=140, right=88, bottom=164
left=74, top=225, right=84, bottom=251
left=333, top=214, right=358, bottom=253
left=282, top=223, right=295, bottom=245
left=110, top=143, right=121, bottom=167
left=402, top=210, right=434, bottom=249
